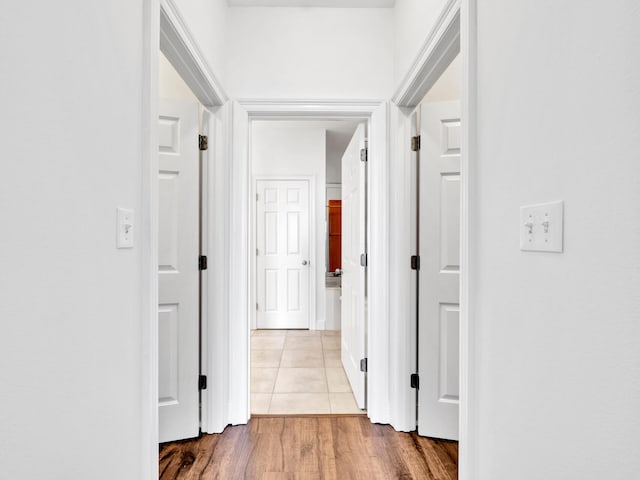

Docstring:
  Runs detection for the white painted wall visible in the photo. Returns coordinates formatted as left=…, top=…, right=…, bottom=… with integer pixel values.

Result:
left=159, top=51, right=197, bottom=101
left=421, top=54, right=460, bottom=103
left=394, top=0, right=450, bottom=90
left=326, top=133, right=344, bottom=184
left=326, top=123, right=358, bottom=184
left=252, top=121, right=328, bottom=328
left=0, top=2, right=147, bottom=479
left=471, top=2, right=640, bottom=478
left=172, top=0, right=228, bottom=89
left=226, top=7, right=394, bottom=99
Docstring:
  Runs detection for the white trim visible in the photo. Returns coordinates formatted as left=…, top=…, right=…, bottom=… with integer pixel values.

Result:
left=459, top=2, right=477, bottom=478
left=160, top=0, right=228, bottom=107
left=228, top=100, right=390, bottom=426
left=238, top=99, right=386, bottom=117
left=387, top=103, right=419, bottom=432
left=227, top=101, right=251, bottom=425
left=392, top=0, right=461, bottom=107
left=390, top=0, right=474, bottom=478
left=141, top=1, right=159, bottom=479
left=365, top=102, right=390, bottom=424
left=199, top=106, right=211, bottom=433
left=252, top=175, right=317, bottom=331
left=203, top=102, right=233, bottom=434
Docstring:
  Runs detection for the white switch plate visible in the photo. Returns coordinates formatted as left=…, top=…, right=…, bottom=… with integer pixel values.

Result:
left=117, top=207, right=134, bottom=249
left=520, top=201, right=563, bottom=253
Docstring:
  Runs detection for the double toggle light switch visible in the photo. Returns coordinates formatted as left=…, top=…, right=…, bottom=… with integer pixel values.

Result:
left=520, top=200, right=564, bottom=253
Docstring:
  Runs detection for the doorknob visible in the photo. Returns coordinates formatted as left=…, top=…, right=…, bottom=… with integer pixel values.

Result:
left=302, top=260, right=309, bottom=266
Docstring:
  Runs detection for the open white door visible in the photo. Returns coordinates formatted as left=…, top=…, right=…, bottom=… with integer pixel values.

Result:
left=158, top=98, right=200, bottom=443
left=256, top=179, right=311, bottom=329
left=341, top=123, right=367, bottom=409
left=417, top=101, right=461, bottom=440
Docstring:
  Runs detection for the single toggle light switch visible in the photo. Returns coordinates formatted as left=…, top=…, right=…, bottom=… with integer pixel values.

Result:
left=117, top=207, right=134, bottom=249
left=519, top=201, right=563, bottom=253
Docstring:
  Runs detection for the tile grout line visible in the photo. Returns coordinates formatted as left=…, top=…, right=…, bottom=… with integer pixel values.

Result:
left=252, top=329, right=357, bottom=414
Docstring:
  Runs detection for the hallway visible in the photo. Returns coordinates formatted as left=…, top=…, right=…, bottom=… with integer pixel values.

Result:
left=159, top=415, right=458, bottom=479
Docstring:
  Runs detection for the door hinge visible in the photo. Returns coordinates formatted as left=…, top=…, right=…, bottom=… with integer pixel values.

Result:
left=410, top=255, right=420, bottom=270
left=360, top=358, right=368, bottom=373
left=199, top=134, right=208, bottom=151
left=360, top=147, right=368, bottom=162
left=256, top=193, right=259, bottom=201
left=199, top=375, right=208, bottom=390
left=411, top=135, right=421, bottom=152
left=360, top=253, right=368, bottom=267
left=410, top=373, right=420, bottom=389
left=256, top=302, right=259, bottom=311
left=199, top=255, right=208, bottom=271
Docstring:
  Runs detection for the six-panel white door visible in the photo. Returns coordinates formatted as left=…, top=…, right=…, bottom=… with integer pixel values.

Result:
left=341, top=124, right=367, bottom=409
left=158, top=98, right=200, bottom=443
left=256, top=179, right=310, bottom=329
left=418, top=101, right=461, bottom=440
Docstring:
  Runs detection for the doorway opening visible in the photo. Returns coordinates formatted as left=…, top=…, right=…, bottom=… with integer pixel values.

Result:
left=157, top=49, right=208, bottom=443
left=248, top=119, right=367, bottom=415
left=411, top=53, right=462, bottom=441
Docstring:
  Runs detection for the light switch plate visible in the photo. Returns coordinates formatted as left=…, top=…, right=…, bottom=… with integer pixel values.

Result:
left=117, top=207, right=134, bottom=249
left=520, top=201, right=563, bottom=253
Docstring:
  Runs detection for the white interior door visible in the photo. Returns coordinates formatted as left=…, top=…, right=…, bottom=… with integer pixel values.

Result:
left=256, top=179, right=310, bottom=329
left=418, top=100, right=461, bottom=440
left=158, top=98, right=200, bottom=443
left=341, top=123, right=367, bottom=409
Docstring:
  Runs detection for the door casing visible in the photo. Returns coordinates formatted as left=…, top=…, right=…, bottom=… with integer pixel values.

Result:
left=228, top=101, right=389, bottom=427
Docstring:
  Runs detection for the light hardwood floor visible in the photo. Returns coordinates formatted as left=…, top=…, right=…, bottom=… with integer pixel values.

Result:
left=159, top=415, right=458, bottom=480
left=251, top=329, right=361, bottom=415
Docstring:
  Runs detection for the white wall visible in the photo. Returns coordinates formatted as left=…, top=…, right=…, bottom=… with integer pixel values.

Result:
left=326, top=132, right=344, bottom=184
left=420, top=54, right=460, bottom=103
left=394, top=0, right=450, bottom=90
left=0, top=2, right=146, bottom=479
left=172, top=0, right=228, bottom=89
left=226, top=7, right=394, bottom=99
left=472, top=2, right=640, bottom=478
left=251, top=121, right=328, bottom=328
left=159, top=50, right=197, bottom=101
left=326, top=123, right=358, bottom=184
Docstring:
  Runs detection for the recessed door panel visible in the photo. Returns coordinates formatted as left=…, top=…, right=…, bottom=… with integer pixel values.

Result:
left=287, top=269, right=301, bottom=312
left=158, top=171, right=179, bottom=272
left=438, top=303, right=460, bottom=403
left=439, top=174, right=460, bottom=272
left=158, top=303, right=179, bottom=405
left=265, top=269, right=279, bottom=312
left=265, top=212, right=278, bottom=255
left=287, top=212, right=300, bottom=255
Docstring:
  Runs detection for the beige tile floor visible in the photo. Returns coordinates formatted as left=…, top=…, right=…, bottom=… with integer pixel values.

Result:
left=250, top=329, right=363, bottom=415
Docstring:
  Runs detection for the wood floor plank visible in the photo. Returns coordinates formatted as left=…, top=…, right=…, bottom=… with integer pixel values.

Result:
left=412, top=434, right=458, bottom=480
left=159, top=415, right=458, bottom=480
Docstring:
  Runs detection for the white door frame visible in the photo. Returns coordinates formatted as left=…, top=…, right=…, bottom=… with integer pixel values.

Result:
left=228, top=100, right=390, bottom=426
left=252, top=175, right=317, bottom=331
left=391, top=0, right=476, bottom=478
left=157, top=0, right=230, bottom=437
left=141, top=1, right=228, bottom=478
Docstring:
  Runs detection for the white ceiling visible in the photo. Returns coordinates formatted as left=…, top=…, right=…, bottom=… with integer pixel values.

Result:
left=228, top=0, right=395, bottom=7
